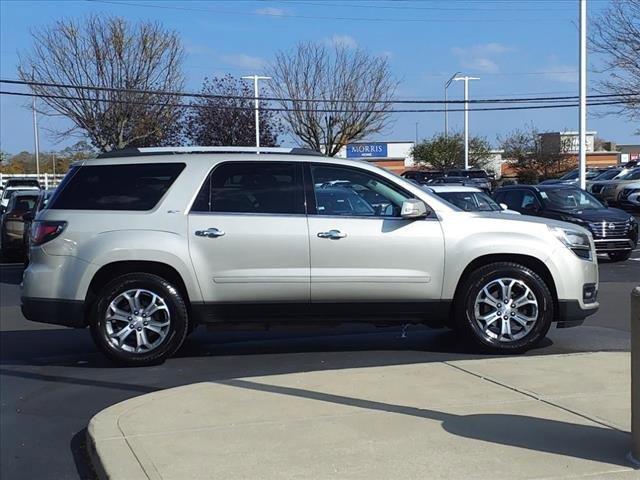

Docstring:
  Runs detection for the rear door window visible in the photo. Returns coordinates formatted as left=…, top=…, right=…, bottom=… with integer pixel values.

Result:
left=191, top=162, right=305, bottom=215
left=48, top=163, right=185, bottom=211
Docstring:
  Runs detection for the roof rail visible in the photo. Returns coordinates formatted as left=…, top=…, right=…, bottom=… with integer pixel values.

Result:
left=96, top=146, right=325, bottom=159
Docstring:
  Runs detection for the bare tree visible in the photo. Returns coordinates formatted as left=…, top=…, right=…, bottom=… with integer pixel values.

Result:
left=499, top=125, right=574, bottom=179
left=18, top=16, right=185, bottom=152
left=590, top=0, right=640, bottom=121
left=184, top=75, right=283, bottom=147
left=269, top=42, right=397, bottom=156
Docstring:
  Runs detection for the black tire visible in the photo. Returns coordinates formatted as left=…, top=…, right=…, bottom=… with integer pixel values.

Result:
left=90, top=273, right=189, bottom=366
left=453, top=262, right=553, bottom=354
left=607, top=251, right=632, bottom=262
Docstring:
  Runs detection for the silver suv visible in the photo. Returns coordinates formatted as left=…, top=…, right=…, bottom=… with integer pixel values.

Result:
left=21, top=147, right=599, bottom=365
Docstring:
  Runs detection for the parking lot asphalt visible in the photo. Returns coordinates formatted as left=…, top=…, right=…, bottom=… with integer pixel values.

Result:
left=1, top=248, right=639, bottom=480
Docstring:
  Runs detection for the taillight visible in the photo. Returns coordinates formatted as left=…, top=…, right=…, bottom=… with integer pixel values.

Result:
left=31, top=221, right=67, bottom=246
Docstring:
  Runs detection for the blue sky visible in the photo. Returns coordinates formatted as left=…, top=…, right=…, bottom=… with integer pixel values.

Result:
left=0, top=0, right=637, bottom=154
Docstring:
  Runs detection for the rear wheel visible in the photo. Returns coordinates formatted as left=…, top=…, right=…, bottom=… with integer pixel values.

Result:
left=454, top=262, right=553, bottom=354
left=90, top=273, right=189, bottom=366
left=608, top=251, right=632, bottom=262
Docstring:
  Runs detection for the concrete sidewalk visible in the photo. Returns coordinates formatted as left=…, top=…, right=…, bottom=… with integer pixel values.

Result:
left=87, top=352, right=637, bottom=480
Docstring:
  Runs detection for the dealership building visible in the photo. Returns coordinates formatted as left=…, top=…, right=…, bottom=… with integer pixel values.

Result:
left=335, top=141, right=415, bottom=173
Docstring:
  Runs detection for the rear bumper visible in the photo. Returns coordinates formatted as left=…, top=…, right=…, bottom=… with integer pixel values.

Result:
left=556, top=300, right=599, bottom=328
left=21, top=296, right=86, bottom=328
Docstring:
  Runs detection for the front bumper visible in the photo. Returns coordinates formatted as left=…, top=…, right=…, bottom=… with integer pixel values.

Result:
left=21, top=297, right=86, bottom=328
left=593, top=238, right=636, bottom=253
left=556, top=299, right=599, bottom=328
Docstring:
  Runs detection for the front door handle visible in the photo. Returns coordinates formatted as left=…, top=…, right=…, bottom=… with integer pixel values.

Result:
left=317, top=229, right=347, bottom=239
left=195, top=228, right=225, bottom=238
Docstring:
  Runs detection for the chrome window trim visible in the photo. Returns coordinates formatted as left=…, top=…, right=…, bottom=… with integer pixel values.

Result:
left=306, top=213, right=438, bottom=221
left=188, top=211, right=438, bottom=221
left=189, top=211, right=308, bottom=218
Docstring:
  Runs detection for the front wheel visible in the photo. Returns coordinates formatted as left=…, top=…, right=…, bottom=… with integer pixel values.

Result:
left=454, top=262, right=553, bottom=354
left=608, top=251, right=632, bottom=262
left=90, top=273, right=189, bottom=366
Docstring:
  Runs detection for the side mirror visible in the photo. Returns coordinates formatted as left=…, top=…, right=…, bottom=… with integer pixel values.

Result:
left=22, top=211, right=35, bottom=222
left=500, top=203, right=509, bottom=210
left=522, top=204, right=541, bottom=214
left=401, top=199, right=429, bottom=219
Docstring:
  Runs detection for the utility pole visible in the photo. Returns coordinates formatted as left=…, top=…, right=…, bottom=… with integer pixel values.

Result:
left=32, top=96, right=40, bottom=179
left=454, top=75, right=480, bottom=170
left=415, top=122, right=419, bottom=145
left=241, top=75, right=271, bottom=152
left=444, top=72, right=460, bottom=138
left=578, top=0, right=587, bottom=190
left=52, top=153, right=56, bottom=177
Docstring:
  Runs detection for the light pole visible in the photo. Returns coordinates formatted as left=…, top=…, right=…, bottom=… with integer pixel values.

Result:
left=241, top=75, right=271, bottom=152
left=578, top=0, right=587, bottom=190
left=32, top=96, right=40, bottom=179
left=444, top=71, right=460, bottom=138
left=453, top=75, right=480, bottom=170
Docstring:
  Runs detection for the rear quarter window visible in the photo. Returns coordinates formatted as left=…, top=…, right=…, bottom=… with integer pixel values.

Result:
left=48, top=163, right=185, bottom=211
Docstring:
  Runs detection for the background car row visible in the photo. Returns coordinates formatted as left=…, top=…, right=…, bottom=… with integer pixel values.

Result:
left=401, top=168, right=639, bottom=263
left=0, top=179, right=54, bottom=260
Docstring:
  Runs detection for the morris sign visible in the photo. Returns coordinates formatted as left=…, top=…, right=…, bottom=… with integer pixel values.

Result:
left=346, top=143, right=388, bottom=158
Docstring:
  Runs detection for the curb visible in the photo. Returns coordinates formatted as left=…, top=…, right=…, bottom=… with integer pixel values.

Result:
left=86, top=420, right=150, bottom=480
left=86, top=383, right=210, bottom=480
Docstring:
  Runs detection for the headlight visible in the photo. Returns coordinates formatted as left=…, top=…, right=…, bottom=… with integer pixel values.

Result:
left=548, top=225, right=593, bottom=260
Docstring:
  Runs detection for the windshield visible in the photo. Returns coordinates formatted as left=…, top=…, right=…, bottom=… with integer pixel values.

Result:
left=436, top=191, right=502, bottom=212
left=540, top=188, right=604, bottom=211
left=594, top=169, right=621, bottom=180
left=617, top=168, right=640, bottom=180
left=586, top=170, right=604, bottom=180
left=560, top=170, right=578, bottom=180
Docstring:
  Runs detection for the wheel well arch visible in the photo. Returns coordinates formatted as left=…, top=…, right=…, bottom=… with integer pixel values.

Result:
left=453, top=254, right=559, bottom=313
left=84, top=261, right=190, bottom=321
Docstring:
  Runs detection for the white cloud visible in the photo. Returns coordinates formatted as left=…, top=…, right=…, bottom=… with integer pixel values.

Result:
left=184, top=42, right=214, bottom=56
left=540, top=57, right=577, bottom=84
left=325, top=34, right=358, bottom=49
left=220, top=53, right=268, bottom=70
left=542, top=65, right=578, bottom=83
left=451, top=42, right=514, bottom=74
left=253, top=7, right=287, bottom=17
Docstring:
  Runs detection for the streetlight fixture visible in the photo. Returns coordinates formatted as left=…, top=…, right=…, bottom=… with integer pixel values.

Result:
left=241, top=75, right=271, bottom=152
left=453, top=75, right=480, bottom=170
left=444, top=71, right=460, bottom=138
left=578, top=0, right=587, bottom=190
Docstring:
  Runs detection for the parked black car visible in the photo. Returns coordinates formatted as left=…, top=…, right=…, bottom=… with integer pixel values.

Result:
left=401, top=170, right=444, bottom=184
left=494, top=184, right=638, bottom=261
left=429, top=176, right=491, bottom=193
left=445, top=169, right=493, bottom=192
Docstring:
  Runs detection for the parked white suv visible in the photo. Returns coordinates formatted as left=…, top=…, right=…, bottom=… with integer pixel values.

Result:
left=22, top=147, right=599, bottom=365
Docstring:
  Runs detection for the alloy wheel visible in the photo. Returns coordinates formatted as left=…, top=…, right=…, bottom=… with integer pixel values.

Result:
left=473, top=277, right=539, bottom=343
left=104, top=289, right=171, bottom=353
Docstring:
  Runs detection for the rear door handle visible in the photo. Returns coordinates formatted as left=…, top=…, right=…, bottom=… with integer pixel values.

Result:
left=195, top=228, right=225, bottom=238
left=317, top=229, right=347, bottom=239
